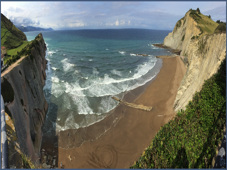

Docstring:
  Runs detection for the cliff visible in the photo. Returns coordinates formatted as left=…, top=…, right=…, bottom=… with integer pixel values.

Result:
left=1, top=13, right=27, bottom=49
left=1, top=33, right=48, bottom=164
left=163, top=9, right=226, bottom=111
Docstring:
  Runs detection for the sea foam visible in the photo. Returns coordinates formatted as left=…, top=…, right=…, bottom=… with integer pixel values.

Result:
left=119, top=51, right=126, bottom=55
left=61, top=58, right=76, bottom=72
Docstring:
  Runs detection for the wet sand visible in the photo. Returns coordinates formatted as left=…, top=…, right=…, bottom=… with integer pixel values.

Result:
left=44, top=56, right=186, bottom=168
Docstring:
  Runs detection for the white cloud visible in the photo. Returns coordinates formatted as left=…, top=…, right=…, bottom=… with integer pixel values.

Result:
left=1, top=1, right=226, bottom=30
left=6, top=16, right=40, bottom=27
left=68, top=22, right=85, bottom=27
left=115, top=19, right=119, bottom=26
left=8, top=7, right=23, bottom=13
left=204, top=6, right=226, bottom=22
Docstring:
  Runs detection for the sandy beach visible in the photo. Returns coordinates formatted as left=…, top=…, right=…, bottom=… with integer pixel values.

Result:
left=42, top=55, right=186, bottom=168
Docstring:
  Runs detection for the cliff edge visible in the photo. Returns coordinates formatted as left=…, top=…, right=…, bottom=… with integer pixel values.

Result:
left=163, top=9, right=226, bottom=111
left=1, top=33, right=48, bottom=164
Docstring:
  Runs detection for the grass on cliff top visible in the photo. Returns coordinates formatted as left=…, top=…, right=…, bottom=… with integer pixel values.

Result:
left=3, top=41, right=30, bottom=66
left=6, top=41, right=30, bottom=56
left=1, top=24, right=25, bottom=49
left=1, top=13, right=31, bottom=66
left=1, top=14, right=27, bottom=49
left=131, top=58, right=226, bottom=169
left=3, top=35, right=42, bottom=66
left=189, top=9, right=219, bottom=35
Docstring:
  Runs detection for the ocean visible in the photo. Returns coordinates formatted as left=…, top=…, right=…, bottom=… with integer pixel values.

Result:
left=25, top=29, right=171, bottom=134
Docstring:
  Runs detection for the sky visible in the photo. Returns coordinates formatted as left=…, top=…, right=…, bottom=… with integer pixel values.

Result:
left=1, top=1, right=226, bottom=30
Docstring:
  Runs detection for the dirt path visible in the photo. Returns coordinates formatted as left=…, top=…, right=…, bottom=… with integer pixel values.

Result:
left=1, top=56, right=26, bottom=77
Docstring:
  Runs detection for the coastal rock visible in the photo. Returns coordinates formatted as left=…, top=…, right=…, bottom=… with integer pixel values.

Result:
left=174, top=33, right=226, bottom=111
left=1, top=33, right=48, bottom=163
left=164, top=10, right=201, bottom=51
left=163, top=9, right=226, bottom=111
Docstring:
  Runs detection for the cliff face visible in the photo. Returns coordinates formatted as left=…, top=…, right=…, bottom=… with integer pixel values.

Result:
left=164, top=10, right=201, bottom=51
left=163, top=10, right=226, bottom=111
left=1, top=33, right=48, bottom=163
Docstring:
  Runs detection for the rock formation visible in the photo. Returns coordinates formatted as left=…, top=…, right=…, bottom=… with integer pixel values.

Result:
left=1, top=33, right=48, bottom=163
left=163, top=9, right=226, bottom=111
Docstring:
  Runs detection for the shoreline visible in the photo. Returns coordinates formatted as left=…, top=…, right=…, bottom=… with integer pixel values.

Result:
left=41, top=55, right=186, bottom=168
left=153, top=43, right=181, bottom=55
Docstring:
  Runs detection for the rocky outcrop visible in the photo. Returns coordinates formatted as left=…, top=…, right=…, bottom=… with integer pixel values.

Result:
left=163, top=9, right=226, bottom=111
left=174, top=33, right=226, bottom=111
left=1, top=33, right=48, bottom=163
left=164, top=10, right=201, bottom=51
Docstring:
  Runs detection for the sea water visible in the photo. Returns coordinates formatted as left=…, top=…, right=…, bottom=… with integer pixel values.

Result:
left=25, top=29, right=171, bottom=133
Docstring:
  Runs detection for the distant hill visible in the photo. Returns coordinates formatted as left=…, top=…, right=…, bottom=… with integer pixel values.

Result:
left=1, top=13, right=27, bottom=49
left=17, top=25, right=54, bottom=32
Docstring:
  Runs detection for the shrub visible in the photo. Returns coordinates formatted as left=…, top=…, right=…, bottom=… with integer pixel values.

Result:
left=214, top=22, right=226, bottom=33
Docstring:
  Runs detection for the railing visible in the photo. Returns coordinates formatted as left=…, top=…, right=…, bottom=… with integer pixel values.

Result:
left=1, top=95, right=8, bottom=169
left=1, top=64, right=8, bottom=73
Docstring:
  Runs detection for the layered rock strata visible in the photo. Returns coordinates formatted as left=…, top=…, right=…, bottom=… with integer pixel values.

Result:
left=163, top=10, right=226, bottom=111
left=1, top=33, right=48, bottom=163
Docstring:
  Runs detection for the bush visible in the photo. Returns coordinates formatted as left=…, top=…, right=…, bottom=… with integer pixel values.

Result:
left=214, top=22, right=226, bottom=33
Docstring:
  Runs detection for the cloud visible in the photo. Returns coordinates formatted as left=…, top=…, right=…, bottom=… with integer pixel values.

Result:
left=115, top=19, right=119, bottom=26
left=8, top=7, right=23, bottom=13
left=204, top=6, right=226, bottom=21
left=68, top=22, right=85, bottom=27
left=1, top=1, right=226, bottom=30
left=9, top=16, right=40, bottom=27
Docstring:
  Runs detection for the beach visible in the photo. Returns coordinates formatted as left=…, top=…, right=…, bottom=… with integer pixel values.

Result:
left=2, top=3, right=225, bottom=169
left=43, top=55, right=186, bottom=168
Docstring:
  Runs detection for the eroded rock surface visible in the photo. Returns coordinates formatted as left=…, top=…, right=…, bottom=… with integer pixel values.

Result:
left=1, top=33, right=48, bottom=163
left=163, top=10, right=226, bottom=111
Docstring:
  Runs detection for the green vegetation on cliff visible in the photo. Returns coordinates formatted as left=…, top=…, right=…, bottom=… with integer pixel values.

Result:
left=1, top=14, right=45, bottom=67
left=214, top=21, right=226, bottom=33
left=1, top=13, right=27, bottom=49
left=6, top=41, right=29, bottom=56
left=189, top=9, right=218, bottom=35
left=131, top=58, right=226, bottom=168
left=1, top=13, right=30, bottom=67
left=4, top=34, right=43, bottom=66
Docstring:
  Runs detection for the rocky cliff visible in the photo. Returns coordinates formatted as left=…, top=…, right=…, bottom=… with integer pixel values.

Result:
left=163, top=9, right=226, bottom=111
left=1, top=33, right=48, bottom=163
